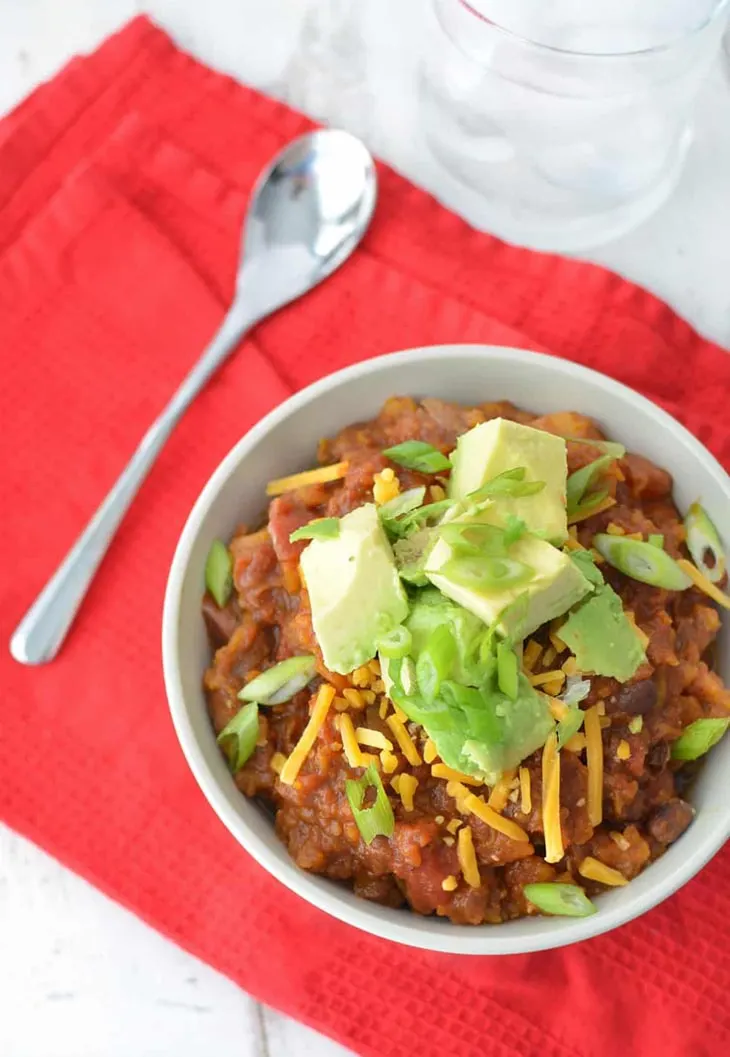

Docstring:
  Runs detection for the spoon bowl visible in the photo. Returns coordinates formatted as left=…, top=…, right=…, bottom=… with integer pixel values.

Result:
left=10, top=129, right=377, bottom=666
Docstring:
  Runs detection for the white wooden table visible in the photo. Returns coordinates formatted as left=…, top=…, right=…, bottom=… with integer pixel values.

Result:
left=1, top=2, right=729, bottom=1055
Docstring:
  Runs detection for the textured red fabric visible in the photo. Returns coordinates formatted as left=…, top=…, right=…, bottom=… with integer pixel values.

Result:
left=1, top=17, right=729, bottom=1057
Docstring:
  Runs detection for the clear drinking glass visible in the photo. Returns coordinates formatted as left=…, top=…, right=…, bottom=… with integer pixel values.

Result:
left=418, top=0, right=730, bottom=250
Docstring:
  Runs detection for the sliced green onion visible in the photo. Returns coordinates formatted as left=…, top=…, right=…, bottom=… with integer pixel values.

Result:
left=593, top=534, right=691, bottom=591
left=398, top=499, right=454, bottom=534
left=440, top=556, right=533, bottom=592
left=377, top=625, right=413, bottom=660
left=684, top=502, right=727, bottom=584
left=378, top=486, right=427, bottom=525
left=568, top=488, right=609, bottom=523
left=567, top=455, right=616, bottom=515
left=383, top=440, right=451, bottom=473
left=416, top=626, right=457, bottom=702
left=628, top=715, right=644, bottom=734
left=671, top=718, right=730, bottom=761
left=437, top=522, right=507, bottom=557
left=205, top=539, right=233, bottom=608
left=468, top=467, right=546, bottom=503
left=524, top=883, right=597, bottom=918
left=238, top=655, right=317, bottom=705
left=564, top=436, right=626, bottom=459
left=496, top=641, right=519, bottom=700
left=440, top=681, right=503, bottom=744
left=504, top=515, right=528, bottom=547
left=561, top=675, right=591, bottom=707
left=217, top=701, right=260, bottom=773
left=556, top=707, right=584, bottom=749
left=289, top=517, right=340, bottom=543
left=647, top=534, right=664, bottom=549
left=345, top=764, right=395, bottom=844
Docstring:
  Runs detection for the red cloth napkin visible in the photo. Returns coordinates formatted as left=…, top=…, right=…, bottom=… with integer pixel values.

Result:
left=2, top=17, right=729, bottom=1057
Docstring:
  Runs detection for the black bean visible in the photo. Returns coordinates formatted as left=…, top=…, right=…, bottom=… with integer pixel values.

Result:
left=647, top=742, right=670, bottom=770
left=647, top=799, right=695, bottom=844
left=614, top=679, right=657, bottom=716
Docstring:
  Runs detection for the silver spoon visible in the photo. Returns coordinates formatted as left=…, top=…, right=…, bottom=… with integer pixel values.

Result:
left=10, top=129, right=377, bottom=665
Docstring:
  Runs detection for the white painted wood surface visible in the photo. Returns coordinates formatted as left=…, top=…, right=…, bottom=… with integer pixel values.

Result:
left=1, top=2, right=729, bottom=1055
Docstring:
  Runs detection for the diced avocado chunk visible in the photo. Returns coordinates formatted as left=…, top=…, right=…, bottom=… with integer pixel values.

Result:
left=449, top=418, right=568, bottom=543
left=300, top=503, right=408, bottom=675
left=425, top=534, right=591, bottom=640
left=560, top=581, right=646, bottom=682
left=462, top=674, right=555, bottom=783
left=404, top=588, right=485, bottom=684
left=379, top=593, right=555, bottom=783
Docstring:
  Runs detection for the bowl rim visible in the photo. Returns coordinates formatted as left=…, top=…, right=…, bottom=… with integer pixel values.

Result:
left=162, top=344, right=730, bottom=955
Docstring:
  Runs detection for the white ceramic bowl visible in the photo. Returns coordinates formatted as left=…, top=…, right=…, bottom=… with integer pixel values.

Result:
left=162, top=345, right=730, bottom=955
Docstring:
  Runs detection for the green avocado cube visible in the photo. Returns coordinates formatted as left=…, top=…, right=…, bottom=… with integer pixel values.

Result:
left=426, top=533, right=591, bottom=640
left=449, top=418, right=568, bottom=543
left=300, top=504, right=408, bottom=675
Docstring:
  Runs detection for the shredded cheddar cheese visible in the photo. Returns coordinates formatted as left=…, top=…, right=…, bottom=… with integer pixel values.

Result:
left=606, top=522, right=625, bottom=536
left=542, top=645, right=557, bottom=668
left=393, top=704, right=407, bottom=722
left=522, top=640, right=543, bottom=673
left=441, top=875, right=458, bottom=892
left=351, top=666, right=374, bottom=688
left=266, top=461, right=348, bottom=496
left=356, top=727, right=393, bottom=752
left=343, top=688, right=365, bottom=710
left=461, top=792, right=530, bottom=843
left=616, top=739, right=631, bottom=761
left=567, top=496, right=616, bottom=524
left=386, top=714, right=422, bottom=766
left=487, top=771, right=516, bottom=813
left=368, top=658, right=381, bottom=676
left=393, top=773, right=418, bottom=812
left=431, top=763, right=483, bottom=786
left=457, top=826, right=481, bottom=888
left=337, top=713, right=368, bottom=769
left=541, top=732, right=564, bottom=864
left=529, top=670, right=566, bottom=690
left=446, top=818, right=462, bottom=835
left=380, top=750, right=399, bottom=774
left=423, top=738, right=439, bottom=764
left=562, top=656, right=579, bottom=676
left=545, top=695, right=570, bottom=722
left=677, top=559, right=730, bottom=610
left=584, top=705, right=604, bottom=827
left=549, top=628, right=567, bottom=655
left=564, top=733, right=587, bottom=753
left=446, top=780, right=472, bottom=813
left=430, top=483, right=447, bottom=502
left=579, top=856, right=628, bottom=887
left=280, top=684, right=335, bottom=785
left=373, top=467, right=400, bottom=505
left=271, top=751, right=287, bottom=775
left=518, top=767, right=532, bottom=815
left=378, top=698, right=388, bottom=720
left=564, top=536, right=586, bottom=552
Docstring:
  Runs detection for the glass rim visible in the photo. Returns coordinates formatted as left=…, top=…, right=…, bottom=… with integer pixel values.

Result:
left=454, top=0, right=730, bottom=58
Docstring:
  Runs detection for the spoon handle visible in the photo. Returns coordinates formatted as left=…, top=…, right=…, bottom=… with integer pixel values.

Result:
left=10, top=301, right=257, bottom=665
